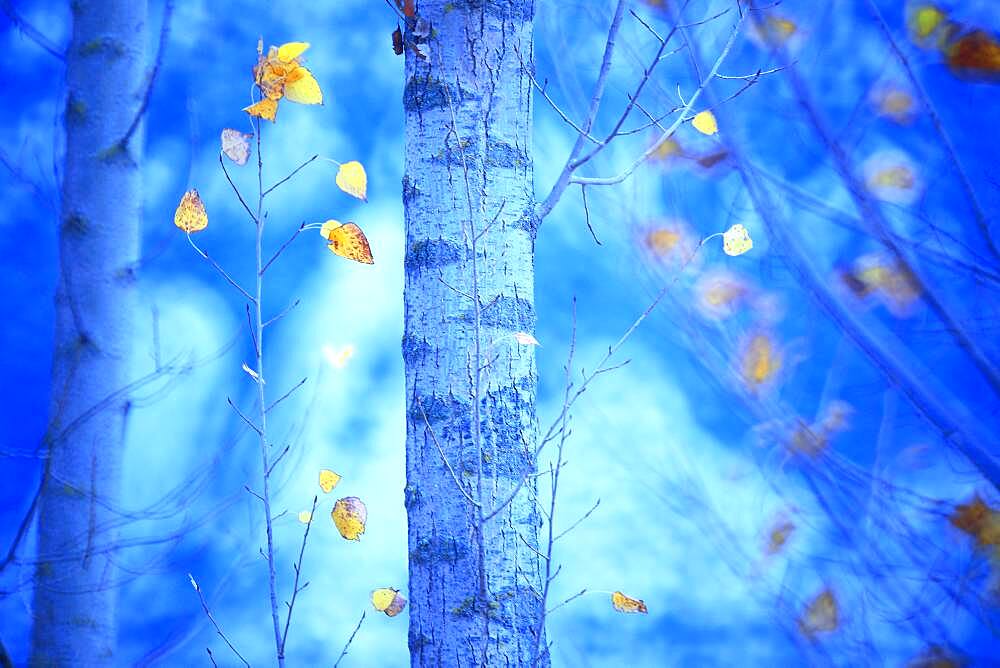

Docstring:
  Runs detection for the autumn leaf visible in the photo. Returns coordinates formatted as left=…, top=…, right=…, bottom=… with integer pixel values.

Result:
left=174, top=189, right=208, bottom=233
left=243, top=98, right=279, bottom=123
left=741, top=333, right=781, bottom=387
left=372, top=588, right=407, bottom=617
left=392, top=25, right=404, bottom=55
left=319, top=469, right=342, bottom=494
left=297, top=510, right=313, bottom=524
left=336, top=161, right=368, bottom=201
left=694, top=270, right=747, bottom=320
left=950, top=494, right=1000, bottom=549
left=513, top=332, right=540, bottom=346
left=721, top=223, right=753, bottom=256
left=764, top=518, right=796, bottom=555
left=241, top=361, right=264, bottom=384
left=798, top=588, right=839, bottom=637
left=651, top=137, right=683, bottom=162
left=611, top=591, right=648, bottom=614
left=909, top=5, right=948, bottom=41
left=946, top=30, right=1000, bottom=81
left=322, top=344, right=355, bottom=369
left=748, top=14, right=798, bottom=47
left=220, top=128, right=252, bottom=166
left=320, top=220, right=374, bottom=264
left=332, top=496, right=367, bottom=540
left=870, top=85, right=916, bottom=124
left=691, top=110, right=718, bottom=136
left=247, top=40, right=323, bottom=121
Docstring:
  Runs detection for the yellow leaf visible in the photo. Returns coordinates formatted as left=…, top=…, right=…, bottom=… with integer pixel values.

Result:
left=174, top=189, right=208, bottom=233
left=513, top=332, right=540, bottom=346
left=611, top=591, right=648, bottom=614
left=742, top=334, right=781, bottom=386
left=722, top=223, right=753, bottom=256
left=220, top=128, right=252, bottom=166
left=297, top=510, right=313, bottom=524
left=243, top=97, right=278, bottom=122
left=910, top=5, right=947, bottom=40
left=691, top=110, right=718, bottom=136
left=322, top=220, right=375, bottom=264
left=336, top=161, right=368, bottom=201
left=371, top=587, right=407, bottom=617
left=798, top=589, right=839, bottom=636
left=319, top=469, right=342, bottom=494
left=764, top=518, right=795, bottom=555
left=652, top=137, right=682, bottom=161
left=284, top=66, right=323, bottom=105
left=332, top=496, right=367, bottom=540
left=277, top=41, right=310, bottom=63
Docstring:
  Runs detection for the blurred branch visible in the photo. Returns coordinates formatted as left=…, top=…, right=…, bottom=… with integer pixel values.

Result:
left=116, top=0, right=174, bottom=151
left=0, top=0, right=64, bottom=60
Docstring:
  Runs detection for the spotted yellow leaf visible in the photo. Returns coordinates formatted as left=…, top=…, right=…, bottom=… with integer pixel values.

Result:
left=298, top=510, right=313, bottom=524
left=220, top=128, right=252, bottom=166
left=691, top=110, right=718, bottom=136
left=284, top=66, right=323, bottom=105
left=277, top=41, right=310, bottom=62
left=319, top=469, right=342, bottom=494
left=320, top=220, right=374, bottom=264
left=336, top=161, right=368, bottom=201
left=244, top=97, right=278, bottom=122
left=332, top=496, right=367, bottom=541
left=798, top=589, right=839, bottom=637
left=174, top=189, right=208, bottom=233
left=611, top=591, right=648, bottom=614
left=722, top=223, right=753, bottom=256
left=371, top=587, right=407, bottom=617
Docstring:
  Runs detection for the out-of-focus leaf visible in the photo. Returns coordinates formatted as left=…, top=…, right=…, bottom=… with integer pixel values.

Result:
left=798, top=588, right=839, bottom=637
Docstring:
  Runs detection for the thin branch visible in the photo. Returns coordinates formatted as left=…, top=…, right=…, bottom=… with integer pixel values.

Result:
left=279, top=495, right=319, bottom=657
left=262, top=299, right=301, bottom=329
left=332, top=611, right=366, bottom=668
left=186, top=234, right=256, bottom=303
left=246, top=304, right=259, bottom=357
left=1, top=0, right=64, bottom=60
left=189, top=575, right=250, bottom=668
left=554, top=498, right=600, bottom=542
left=265, top=377, right=308, bottom=414
left=580, top=184, right=601, bottom=245
left=226, top=397, right=262, bottom=435
left=545, top=588, right=588, bottom=616
left=415, top=397, right=480, bottom=508
left=261, top=223, right=306, bottom=275
left=117, top=0, right=173, bottom=149
left=263, top=154, right=319, bottom=197
left=219, top=153, right=257, bottom=224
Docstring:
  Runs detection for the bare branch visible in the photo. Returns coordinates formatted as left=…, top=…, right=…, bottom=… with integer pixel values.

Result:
left=332, top=612, right=366, bottom=668
left=189, top=575, right=251, bottom=667
left=263, top=154, right=319, bottom=198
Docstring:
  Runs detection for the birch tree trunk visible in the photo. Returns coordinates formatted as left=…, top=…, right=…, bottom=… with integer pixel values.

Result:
left=30, top=1, right=146, bottom=665
left=401, top=1, right=546, bottom=665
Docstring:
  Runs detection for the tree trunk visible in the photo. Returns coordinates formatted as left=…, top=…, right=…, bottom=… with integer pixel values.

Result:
left=30, top=1, right=146, bottom=665
left=401, top=1, right=546, bottom=665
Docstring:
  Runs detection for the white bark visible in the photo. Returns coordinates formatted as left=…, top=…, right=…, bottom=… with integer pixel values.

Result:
left=31, top=1, right=146, bottom=665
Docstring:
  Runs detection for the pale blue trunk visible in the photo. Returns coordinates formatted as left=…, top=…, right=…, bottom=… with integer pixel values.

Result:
left=401, top=1, right=546, bottom=666
left=30, top=1, right=146, bottom=665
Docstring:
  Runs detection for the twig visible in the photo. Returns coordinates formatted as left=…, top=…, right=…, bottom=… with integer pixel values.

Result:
left=189, top=574, right=251, bottom=667
left=415, top=397, right=480, bottom=507
left=226, top=397, right=262, bottom=435
left=186, top=234, right=256, bottom=303
left=266, top=377, right=308, bottom=414
left=263, top=154, right=319, bottom=197
left=117, top=0, right=173, bottom=150
left=545, top=588, right=587, bottom=616
left=279, top=494, right=319, bottom=657
left=332, top=611, right=366, bottom=668
left=1, top=0, right=64, bottom=60
left=261, top=223, right=306, bottom=275
left=219, top=153, right=258, bottom=224
left=580, top=184, right=601, bottom=245
left=553, top=498, right=600, bottom=542
left=263, top=299, right=301, bottom=329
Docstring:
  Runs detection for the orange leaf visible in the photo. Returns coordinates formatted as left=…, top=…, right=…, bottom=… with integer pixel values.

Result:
left=947, top=30, right=1000, bottom=81
left=321, top=220, right=374, bottom=264
left=244, top=98, right=278, bottom=122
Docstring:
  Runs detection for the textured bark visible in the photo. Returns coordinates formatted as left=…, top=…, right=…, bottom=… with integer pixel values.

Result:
left=401, top=1, right=546, bottom=666
left=30, top=1, right=146, bottom=665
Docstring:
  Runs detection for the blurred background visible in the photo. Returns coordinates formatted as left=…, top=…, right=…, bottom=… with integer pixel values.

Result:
left=2, top=0, right=999, bottom=665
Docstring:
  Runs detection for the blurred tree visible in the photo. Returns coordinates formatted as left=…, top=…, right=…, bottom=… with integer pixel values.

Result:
left=30, top=0, right=147, bottom=665
left=399, top=1, right=547, bottom=665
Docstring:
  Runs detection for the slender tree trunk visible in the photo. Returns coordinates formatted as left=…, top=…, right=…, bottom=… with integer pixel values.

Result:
left=30, top=1, right=146, bottom=665
left=401, top=1, right=546, bottom=665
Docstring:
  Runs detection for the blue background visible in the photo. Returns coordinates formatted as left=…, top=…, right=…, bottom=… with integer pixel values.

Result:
left=2, top=0, right=999, bottom=665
